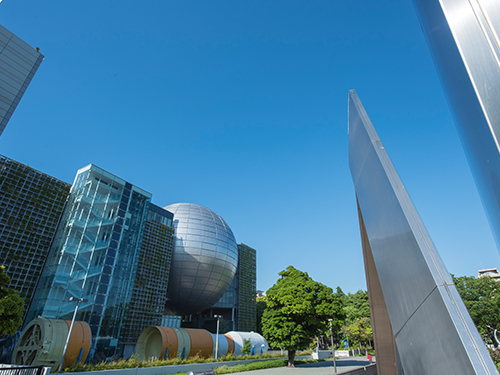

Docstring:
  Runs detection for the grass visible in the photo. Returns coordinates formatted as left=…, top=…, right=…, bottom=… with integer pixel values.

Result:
left=214, top=358, right=325, bottom=374
left=214, top=359, right=288, bottom=374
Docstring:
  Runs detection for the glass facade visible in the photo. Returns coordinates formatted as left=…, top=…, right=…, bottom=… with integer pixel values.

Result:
left=1, top=156, right=257, bottom=359
left=122, top=204, right=176, bottom=345
left=163, top=203, right=238, bottom=316
left=27, top=165, right=151, bottom=358
left=0, top=155, right=70, bottom=309
left=0, top=24, right=44, bottom=136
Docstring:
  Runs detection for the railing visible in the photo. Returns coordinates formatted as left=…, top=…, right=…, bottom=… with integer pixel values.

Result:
left=341, top=364, right=377, bottom=375
left=61, top=240, right=110, bottom=255
left=76, top=193, right=121, bottom=204
left=0, top=366, right=49, bottom=375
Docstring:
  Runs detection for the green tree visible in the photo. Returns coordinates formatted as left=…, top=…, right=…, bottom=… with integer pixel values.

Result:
left=0, top=265, right=25, bottom=335
left=344, top=290, right=370, bottom=324
left=256, top=295, right=267, bottom=335
left=326, top=287, right=348, bottom=346
left=262, top=266, right=344, bottom=367
left=342, top=317, right=373, bottom=352
left=452, top=274, right=500, bottom=340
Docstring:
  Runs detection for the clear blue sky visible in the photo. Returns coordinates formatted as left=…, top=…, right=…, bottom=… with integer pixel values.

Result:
left=1, top=0, right=499, bottom=294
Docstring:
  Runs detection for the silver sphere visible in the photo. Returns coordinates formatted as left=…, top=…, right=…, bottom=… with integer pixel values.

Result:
left=163, top=203, right=238, bottom=315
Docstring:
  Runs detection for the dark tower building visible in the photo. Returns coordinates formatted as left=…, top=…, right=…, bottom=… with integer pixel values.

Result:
left=122, top=204, right=175, bottom=356
left=0, top=155, right=70, bottom=308
left=236, top=243, right=256, bottom=332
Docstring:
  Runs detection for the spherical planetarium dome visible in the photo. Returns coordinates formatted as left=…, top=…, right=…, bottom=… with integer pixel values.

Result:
left=163, top=203, right=238, bottom=315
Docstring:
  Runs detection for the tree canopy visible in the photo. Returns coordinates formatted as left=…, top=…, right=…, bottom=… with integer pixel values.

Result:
left=452, top=274, right=500, bottom=340
left=256, top=295, right=266, bottom=335
left=344, top=290, right=370, bottom=324
left=262, top=266, right=344, bottom=367
left=342, top=317, right=373, bottom=350
left=0, top=265, right=25, bottom=335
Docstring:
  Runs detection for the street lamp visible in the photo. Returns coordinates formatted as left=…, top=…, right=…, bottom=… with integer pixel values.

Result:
left=487, top=325, right=500, bottom=346
left=214, top=315, right=222, bottom=361
left=328, top=318, right=337, bottom=373
left=58, top=297, right=88, bottom=372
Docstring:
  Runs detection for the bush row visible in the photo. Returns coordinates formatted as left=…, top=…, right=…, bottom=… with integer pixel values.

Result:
left=64, top=352, right=290, bottom=373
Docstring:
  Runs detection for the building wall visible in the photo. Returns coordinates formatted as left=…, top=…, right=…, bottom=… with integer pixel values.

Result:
left=0, top=25, right=43, bottom=136
left=0, top=155, right=70, bottom=306
left=122, top=204, right=175, bottom=345
left=27, top=164, right=151, bottom=359
left=237, top=243, right=256, bottom=332
left=194, top=243, right=256, bottom=333
left=477, top=268, right=500, bottom=281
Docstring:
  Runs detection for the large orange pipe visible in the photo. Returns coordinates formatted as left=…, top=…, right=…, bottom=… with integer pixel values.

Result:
left=186, top=328, right=213, bottom=358
left=62, top=320, right=91, bottom=369
left=137, top=327, right=235, bottom=360
left=159, top=327, right=179, bottom=360
left=12, top=317, right=91, bottom=372
left=224, top=334, right=235, bottom=355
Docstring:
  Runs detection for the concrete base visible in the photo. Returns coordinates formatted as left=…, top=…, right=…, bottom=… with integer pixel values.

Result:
left=311, top=350, right=332, bottom=359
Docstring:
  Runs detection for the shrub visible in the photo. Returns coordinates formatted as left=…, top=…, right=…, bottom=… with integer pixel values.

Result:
left=62, top=350, right=288, bottom=373
left=241, top=339, right=251, bottom=355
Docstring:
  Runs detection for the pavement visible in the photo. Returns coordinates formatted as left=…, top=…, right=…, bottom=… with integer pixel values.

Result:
left=237, top=357, right=374, bottom=375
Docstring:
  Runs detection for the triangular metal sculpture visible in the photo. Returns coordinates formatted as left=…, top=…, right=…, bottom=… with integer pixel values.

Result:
left=348, top=90, right=498, bottom=375
left=412, top=0, right=500, bottom=253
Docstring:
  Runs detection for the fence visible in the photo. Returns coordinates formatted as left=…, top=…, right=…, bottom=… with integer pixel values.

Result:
left=339, top=363, right=377, bottom=375
left=0, top=366, right=49, bottom=375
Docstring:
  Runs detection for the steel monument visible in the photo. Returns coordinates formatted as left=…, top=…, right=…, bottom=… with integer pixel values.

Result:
left=412, top=0, right=500, bottom=252
left=348, top=90, right=497, bottom=375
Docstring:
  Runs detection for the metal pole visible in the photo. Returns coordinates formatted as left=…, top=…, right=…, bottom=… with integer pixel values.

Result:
left=487, top=325, right=500, bottom=346
left=58, top=298, right=82, bottom=372
left=329, top=319, right=337, bottom=373
left=346, top=333, right=350, bottom=356
left=215, top=315, right=221, bottom=361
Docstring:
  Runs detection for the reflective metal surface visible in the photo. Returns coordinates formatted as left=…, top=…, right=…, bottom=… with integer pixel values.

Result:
left=348, top=90, right=497, bottom=375
left=412, top=0, right=500, bottom=252
left=164, top=203, right=238, bottom=315
left=358, top=198, right=399, bottom=375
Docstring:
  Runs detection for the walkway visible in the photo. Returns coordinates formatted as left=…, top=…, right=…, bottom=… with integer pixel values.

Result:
left=240, top=357, right=373, bottom=375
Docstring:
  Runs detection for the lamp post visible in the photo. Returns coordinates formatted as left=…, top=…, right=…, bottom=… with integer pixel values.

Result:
left=214, top=315, right=222, bottom=361
left=58, top=297, right=88, bottom=372
left=487, top=325, right=500, bottom=346
left=328, top=319, right=337, bottom=373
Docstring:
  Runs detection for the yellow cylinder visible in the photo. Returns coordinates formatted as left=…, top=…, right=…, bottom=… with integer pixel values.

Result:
left=12, top=317, right=91, bottom=372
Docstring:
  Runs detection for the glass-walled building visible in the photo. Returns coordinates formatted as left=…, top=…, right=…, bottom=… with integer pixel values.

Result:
left=14, top=162, right=258, bottom=359
left=0, top=24, right=44, bottom=137
left=27, top=164, right=151, bottom=358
